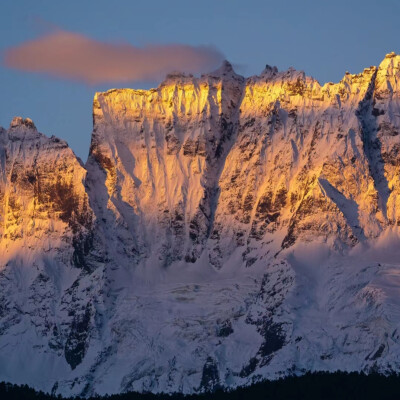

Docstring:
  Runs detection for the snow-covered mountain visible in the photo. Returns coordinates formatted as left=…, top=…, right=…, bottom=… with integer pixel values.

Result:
left=2, top=54, right=400, bottom=397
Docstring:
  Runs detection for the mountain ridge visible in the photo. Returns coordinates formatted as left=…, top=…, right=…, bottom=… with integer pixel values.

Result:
left=1, top=53, right=400, bottom=396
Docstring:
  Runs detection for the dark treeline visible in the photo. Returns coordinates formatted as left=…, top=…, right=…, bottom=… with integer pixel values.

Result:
left=2, top=371, right=400, bottom=400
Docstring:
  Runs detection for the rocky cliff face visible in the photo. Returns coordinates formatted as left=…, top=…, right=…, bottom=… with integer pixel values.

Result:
left=2, top=54, right=400, bottom=397
left=87, top=61, right=245, bottom=268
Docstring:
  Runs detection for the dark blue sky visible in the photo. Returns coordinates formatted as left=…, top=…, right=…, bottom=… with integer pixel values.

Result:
left=1, top=0, right=399, bottom=160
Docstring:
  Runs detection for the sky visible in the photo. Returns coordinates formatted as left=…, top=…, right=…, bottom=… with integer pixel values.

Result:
left=1, top=0, right=400, bottom=161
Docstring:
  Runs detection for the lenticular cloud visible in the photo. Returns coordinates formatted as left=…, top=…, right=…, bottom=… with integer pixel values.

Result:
left=3, top=29, right=224, bottom=84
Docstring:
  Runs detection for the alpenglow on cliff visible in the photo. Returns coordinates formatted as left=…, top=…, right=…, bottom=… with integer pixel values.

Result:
left=1, top=54, right=400, bottom=396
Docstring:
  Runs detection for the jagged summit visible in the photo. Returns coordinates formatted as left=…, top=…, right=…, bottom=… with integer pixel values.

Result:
left=6, top=116, right=44, bottom=142
left=162, top=70, right=194, bottom=84
left=385, top=51, right=398, bottom=58
left=9, top=116, right=36, bottom=129
left=206, top=59, right=240, bottom=78
left=4, top=117, right=74, bottom=151
left=160, top=59, right=243, bottom=85
left=260, top=64, right=279, bottom=78
left=96, top=53, right=400, bottom=104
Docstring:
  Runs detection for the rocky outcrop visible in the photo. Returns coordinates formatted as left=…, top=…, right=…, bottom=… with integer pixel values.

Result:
left=0, top=117, right=93, bottom=261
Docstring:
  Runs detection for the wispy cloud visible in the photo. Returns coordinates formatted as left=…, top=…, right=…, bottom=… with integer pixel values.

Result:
left=3, top=29, right=224, bottom=84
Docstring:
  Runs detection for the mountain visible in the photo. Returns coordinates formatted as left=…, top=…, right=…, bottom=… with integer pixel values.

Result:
left=1, top=54, right=400, bottom=397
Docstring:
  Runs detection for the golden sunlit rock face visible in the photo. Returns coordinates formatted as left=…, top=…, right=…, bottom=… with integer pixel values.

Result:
left=88, top=61, right=245, bottom=266
left=87, top=54, right=400, bottom=269
left=7, top=56, right=400, bottom=268
left=2, top=55, right=400, bottom=396
left=0, top=117, right=93, bottom=267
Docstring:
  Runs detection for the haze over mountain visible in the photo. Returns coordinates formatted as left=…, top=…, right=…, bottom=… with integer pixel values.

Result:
left=1, top=53, right=400, bottom=397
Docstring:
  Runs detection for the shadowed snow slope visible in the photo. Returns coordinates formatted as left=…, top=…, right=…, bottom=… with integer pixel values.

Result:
left=2, top=54, right=400, bottom=396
